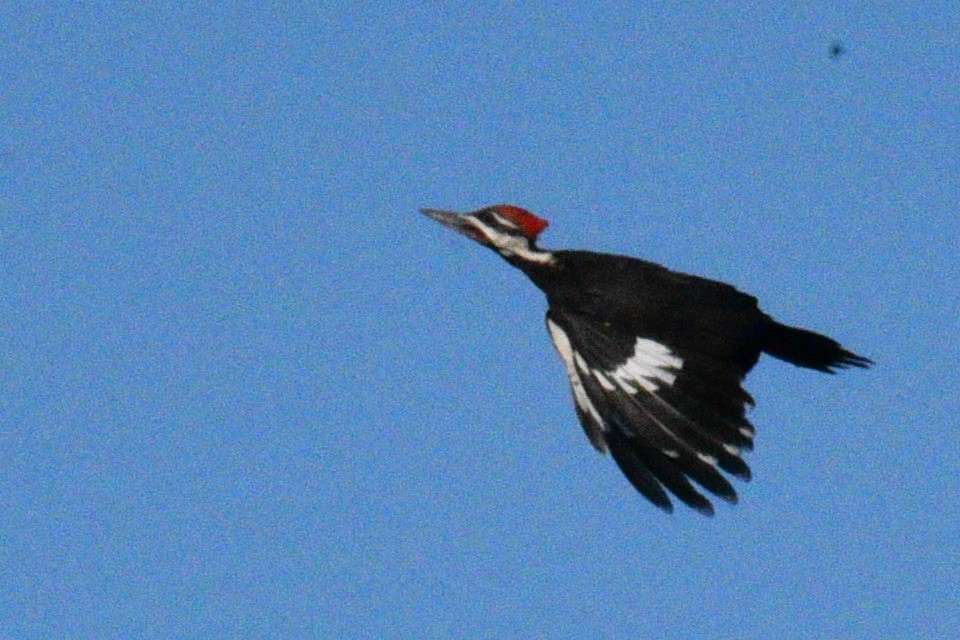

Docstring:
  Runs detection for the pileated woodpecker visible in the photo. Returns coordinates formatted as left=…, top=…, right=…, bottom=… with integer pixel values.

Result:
left=422, top=205, right=872, bottom=515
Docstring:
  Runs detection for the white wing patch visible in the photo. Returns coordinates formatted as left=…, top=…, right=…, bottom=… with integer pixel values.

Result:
left=592, top=369, right=616, bottom=391
left=547, top=317, right=689, bottom=456
left=697, top=452, right=719, bottom=465
left=547, top=318, right=606, bottom=443
left=610, top=337, right=683, bottom=393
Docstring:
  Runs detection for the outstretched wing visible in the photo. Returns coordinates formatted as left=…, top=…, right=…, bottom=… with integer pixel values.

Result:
left=546, top=308, right=758, bottom=515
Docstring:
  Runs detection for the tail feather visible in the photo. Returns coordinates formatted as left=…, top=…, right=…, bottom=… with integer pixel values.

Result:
left=759, top=319, right=873, bottom=373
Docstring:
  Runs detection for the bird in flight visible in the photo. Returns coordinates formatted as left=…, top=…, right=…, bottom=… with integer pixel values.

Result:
left=421, top=205, right=871, bottom=515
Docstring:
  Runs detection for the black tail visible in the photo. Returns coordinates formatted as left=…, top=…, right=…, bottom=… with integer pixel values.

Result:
left=759, top=319, right=873, bottom=373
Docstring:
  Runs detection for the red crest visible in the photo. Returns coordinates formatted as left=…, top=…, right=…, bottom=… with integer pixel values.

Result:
left=492, top=205, right=549, bottom=240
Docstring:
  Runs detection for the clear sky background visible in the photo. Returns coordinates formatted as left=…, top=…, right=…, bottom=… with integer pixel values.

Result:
left=2, top=3, right=958, bottom=639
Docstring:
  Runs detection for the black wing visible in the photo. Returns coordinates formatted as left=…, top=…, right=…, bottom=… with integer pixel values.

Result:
left=546, top=308, right=758, bottom=515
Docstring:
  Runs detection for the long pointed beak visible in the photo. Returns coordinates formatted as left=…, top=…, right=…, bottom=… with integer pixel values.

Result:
left=420, top=208, right=482, bottom=242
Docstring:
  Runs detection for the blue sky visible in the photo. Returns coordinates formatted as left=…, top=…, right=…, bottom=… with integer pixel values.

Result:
left=2, top=3, right=958, bottom=638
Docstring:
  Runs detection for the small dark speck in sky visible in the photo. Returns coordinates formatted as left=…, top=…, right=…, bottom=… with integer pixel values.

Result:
left=829, top=40, right=845, bottom=60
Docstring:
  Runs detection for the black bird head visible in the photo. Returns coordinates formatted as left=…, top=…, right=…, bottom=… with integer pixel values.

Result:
left=421, top=205, right=554, bottom=265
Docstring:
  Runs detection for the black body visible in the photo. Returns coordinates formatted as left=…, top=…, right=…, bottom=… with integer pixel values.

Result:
left=523, top=249, right=865, bottom=375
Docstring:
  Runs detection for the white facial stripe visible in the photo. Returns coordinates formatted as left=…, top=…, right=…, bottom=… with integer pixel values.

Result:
left=489, top=212, right=518, bottom=230
left=468, top=217, right=555, bottom=265
left=547, top=319, right=605, bottom=430
left=468, top=216, right=524, bottom=250
left=610, top=337, right=683, bottom=393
